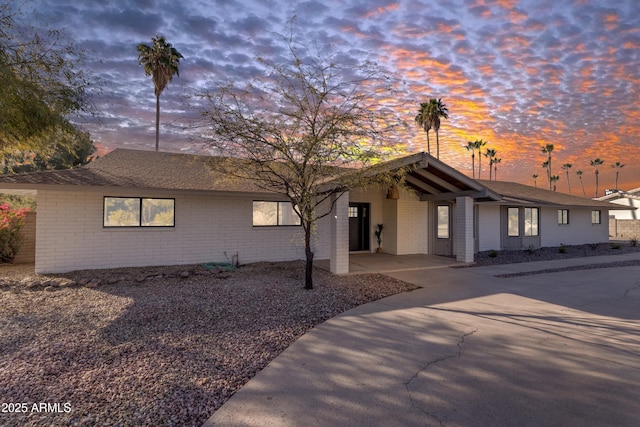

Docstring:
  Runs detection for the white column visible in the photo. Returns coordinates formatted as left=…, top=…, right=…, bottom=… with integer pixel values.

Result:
left=455, top=196, right=474, bottom=263
left=330, top=191, right=349, bottom=274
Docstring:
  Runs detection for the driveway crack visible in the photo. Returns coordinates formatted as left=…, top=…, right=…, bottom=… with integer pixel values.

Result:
left=404, top=329, right=477, bottom=424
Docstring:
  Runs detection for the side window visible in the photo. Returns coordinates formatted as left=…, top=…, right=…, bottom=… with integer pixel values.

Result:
left=591, top=210, right=601, bottom=224
left=558, top=209, right=569, bottom=225
left=253, top=201, right=301, bottom=226
left=524, top=208, right=539, bottom=236
left=437, top=205, right=450, bottom=239
left=507, top=207, right=519, bottom=236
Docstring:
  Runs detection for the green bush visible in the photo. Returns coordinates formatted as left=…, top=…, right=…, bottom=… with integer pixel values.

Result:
left=0, top=203, right=29, bottom=263
left=610, top=243, right=622, bottom=250
left=488, top=249, right=498, bottom=258
left=558, top=244, right=566, bottom=254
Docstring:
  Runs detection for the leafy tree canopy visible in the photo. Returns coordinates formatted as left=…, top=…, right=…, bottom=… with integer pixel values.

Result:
left=0, top=1, right=92, bottom=154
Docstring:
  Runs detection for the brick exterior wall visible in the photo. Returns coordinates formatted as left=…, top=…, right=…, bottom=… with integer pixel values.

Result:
left=14, top=211, right=36, bottom=264
left=35, top=189, right=330, bottom=273
left=609, top=218, right=640, bottom=239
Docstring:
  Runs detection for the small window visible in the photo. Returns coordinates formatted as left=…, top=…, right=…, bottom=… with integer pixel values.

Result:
left=437, top=205, right=450, bottom=239
left=524, top=207, right=539, bottom=236
left=558, top=209, right=569, bottom=225
left=348, top=206, right=358, bottom=218
left=104, top=197, right=174, bottom=227
left=253, top=201, right=301, bottom=226
left=592, top=210, right=601, bottom=224
left=507, top=207, right=519, bottom=236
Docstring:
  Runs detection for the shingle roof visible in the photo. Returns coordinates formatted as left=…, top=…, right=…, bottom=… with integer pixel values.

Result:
left=477, top=179, right=627, bottom=209
left=0, top=149, right=264, bottom=193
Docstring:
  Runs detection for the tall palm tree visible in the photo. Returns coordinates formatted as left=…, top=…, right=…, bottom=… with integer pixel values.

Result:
left=561, top=163, right=572, bottom=194
left=611, top=161, right=625, bottom=190
left=576, top=170, right=586, bottom=197
left=137, top=35, right=184, bottom=152
left=541, top=144, right=554, bottom=190
left=590, top=158, right=604, bottom=197
left=550, top=175, right=560, bottom=192
left=431, top=98, right=449, bottom=160
left=476, top=139, right=487, bottom=179
left=493, top=157, right=502, bottom=181
left=415, top=102, right=433, bottom=155
left=484, top=148, right=497, bottom=180
left=532, top=174, right=538, bottom=188
left=415, top=98, right=449, bottom=159
left=465, top=141, right=477, bottom=178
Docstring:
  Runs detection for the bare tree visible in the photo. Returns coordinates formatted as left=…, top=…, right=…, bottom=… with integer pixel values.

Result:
left=200, top=33, right=404, bottom=289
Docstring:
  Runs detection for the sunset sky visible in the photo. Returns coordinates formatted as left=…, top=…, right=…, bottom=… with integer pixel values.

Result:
left=23, top=0, right=640, bottom=196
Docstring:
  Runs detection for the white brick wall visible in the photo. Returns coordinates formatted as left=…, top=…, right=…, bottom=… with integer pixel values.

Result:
left=35, top=189, right=330, bottom=273
left=395, top=190, right=429, bottom=254
left=455, top=196, right=474, bottom=262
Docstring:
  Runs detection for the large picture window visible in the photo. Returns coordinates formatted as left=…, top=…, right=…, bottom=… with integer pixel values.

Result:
left=253, top=201, right=301, bottom=226
left=104, top=197, right=175, bottom=227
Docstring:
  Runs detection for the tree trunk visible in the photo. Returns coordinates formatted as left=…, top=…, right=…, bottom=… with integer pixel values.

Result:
left=471, top=153, right=475, bottom=179
left=304, top=228, right=314, bottom=290
left=426, top=131, right=431, bottom=155
left=155, top=94, right=160, bottom=152
left=435, top=130, right=439, bottom=159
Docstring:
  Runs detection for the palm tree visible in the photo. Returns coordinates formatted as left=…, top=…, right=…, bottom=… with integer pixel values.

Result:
left=484, top=148, right=497, bottom=180
left=137, top=35, right=184, bottom=152
left=561, top=163, right=572, bottom=194
left=550, top=175, right=560, bottom=192
left=415, top=98, right=449, bottom=159
left=476, top=139, right=487, bottom=179
left=533, top=174, right=539, bottom=188
left=541, top=144, right=554, bottom=190
left=415, top=102, right=433, bottom=155
left=611, top=161, right=625, bottom=190
left=431, top=98, right=449, bottom=159
left=465, top=141, right=477, bottom=178
left=590, top=158, right=604, bottom=197
left=493, top=157, right=502, bottom=180
left=576, top=170, right=586, bottom=197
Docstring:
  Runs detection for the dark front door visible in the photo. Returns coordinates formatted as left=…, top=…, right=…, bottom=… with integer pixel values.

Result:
left=349, top=203, right=370, bottom=251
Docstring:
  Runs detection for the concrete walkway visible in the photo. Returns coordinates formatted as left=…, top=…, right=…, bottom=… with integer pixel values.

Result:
left=205, top=253, right=640, bottom=426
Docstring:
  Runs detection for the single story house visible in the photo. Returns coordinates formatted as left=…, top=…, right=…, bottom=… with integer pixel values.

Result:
left=596, top=188, right=640, bottom=239
left=0, top=149, right=627, bottom=274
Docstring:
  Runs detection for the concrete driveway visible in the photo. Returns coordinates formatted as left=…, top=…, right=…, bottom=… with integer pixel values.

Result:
left=205, top=256, right=640, bottom=426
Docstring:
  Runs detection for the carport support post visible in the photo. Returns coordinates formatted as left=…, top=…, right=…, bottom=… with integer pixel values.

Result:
left=330, top=191, right=349, bottom=274
left=455, top=196, right=474, bottom=263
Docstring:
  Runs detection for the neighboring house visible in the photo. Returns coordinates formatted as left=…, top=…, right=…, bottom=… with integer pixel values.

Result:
left=0, top=149, right=627, bottom=274
left=596, top=188, right=640, bottom=239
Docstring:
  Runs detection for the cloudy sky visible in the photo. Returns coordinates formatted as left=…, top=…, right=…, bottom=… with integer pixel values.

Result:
left=24, top=0, right=640, bottom=195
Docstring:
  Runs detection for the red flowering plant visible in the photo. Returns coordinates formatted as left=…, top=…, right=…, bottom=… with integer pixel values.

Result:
left=0, top=203, right=30, bottom=263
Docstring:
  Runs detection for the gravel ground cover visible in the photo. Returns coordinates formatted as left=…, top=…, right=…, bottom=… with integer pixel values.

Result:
left=471, top=241, right=640, bottom=266
left=0, top=261, right=417, bottom=427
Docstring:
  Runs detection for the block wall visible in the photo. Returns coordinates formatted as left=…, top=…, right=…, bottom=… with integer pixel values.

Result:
left=35, top=189, right=329, bottom=273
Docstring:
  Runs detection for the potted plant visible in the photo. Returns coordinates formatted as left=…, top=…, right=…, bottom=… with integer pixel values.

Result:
left=374, top=224, right=383, bottom=253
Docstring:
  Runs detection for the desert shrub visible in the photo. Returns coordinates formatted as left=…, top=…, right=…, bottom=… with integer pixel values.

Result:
left=630, top=236, right=639, bottom=247
left=0, top=203, right=30, bottom=263
left=488, top=249, right=498, bottom=258
left=558, top=244, right=567, bottom=254
left=610, top=243, right=622, bottom=250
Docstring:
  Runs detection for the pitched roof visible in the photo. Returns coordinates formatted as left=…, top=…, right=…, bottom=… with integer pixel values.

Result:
left=0, top=149, right=264, bottom=193
left=477, top=180, right=628, bottom=209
